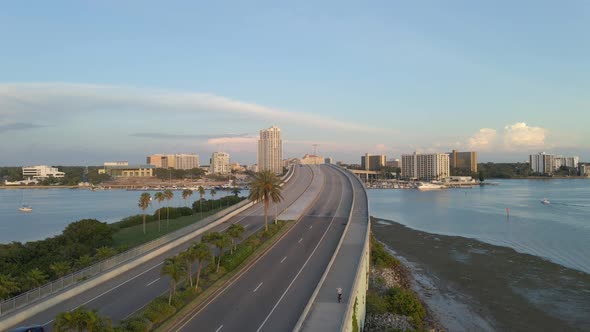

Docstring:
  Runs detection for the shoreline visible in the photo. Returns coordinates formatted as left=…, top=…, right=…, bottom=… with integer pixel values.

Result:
left=371, top=217, right=590, bottom=331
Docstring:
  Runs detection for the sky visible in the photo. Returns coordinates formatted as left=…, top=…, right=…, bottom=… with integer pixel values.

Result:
left=1, top=0, right=589, bottom=166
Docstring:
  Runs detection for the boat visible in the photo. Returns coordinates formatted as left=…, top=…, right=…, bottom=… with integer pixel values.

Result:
left=19, top=205, right=33, bottom=212
left=541, top=198, right=550, bottom=204
left=417, top=182, right=445, bottom=190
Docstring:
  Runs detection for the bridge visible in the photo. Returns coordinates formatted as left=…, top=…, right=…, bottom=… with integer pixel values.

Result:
left=1, top=165, right=370, bottom=332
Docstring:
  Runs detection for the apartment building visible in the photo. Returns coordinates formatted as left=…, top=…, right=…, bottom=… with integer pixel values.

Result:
left=361, top=153, right=386, bottom=171
left=258, top=126, right=283, bottom=174
left=401, top=152, right=450, bottom=180
left=147, top=154, right=199, bottom=170
left=449, top=150, right=478, bottom=173
left=210, top=152, right=230, bottom=174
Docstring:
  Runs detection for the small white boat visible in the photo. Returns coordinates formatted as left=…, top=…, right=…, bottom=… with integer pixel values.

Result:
left=541, top=198, right=550, bottom=205
left=19, top=205, right=33, bottom=212
left=417, top=182, right=445, bottom=190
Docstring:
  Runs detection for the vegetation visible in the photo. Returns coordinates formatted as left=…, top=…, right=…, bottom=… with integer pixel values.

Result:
left=0, top=166, right=112, bottom=186
left=154, top=192, right=165, bottom=232
left=161, top=256, right=185, bottom=304
left=153, top=168, right=205, bottom=181
left=181, top=189, right=193, bottom=208
left=248, top=170, right=284, bottom=231
left=138, top=193, right=152, bottom=234
left=370, top=234, right=400, bottom=269
left=478, top=162, right=532, bottom=178
left=163, top=190, right=174, bottom=229
left=54, top=306, right=112, bottom=332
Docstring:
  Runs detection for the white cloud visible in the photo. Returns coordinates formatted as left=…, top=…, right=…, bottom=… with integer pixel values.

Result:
left=0, top=82, right=383, bottom=133
left=468, top=128, right=497, bottom=150
left=504, top=122, right=546, bottom=149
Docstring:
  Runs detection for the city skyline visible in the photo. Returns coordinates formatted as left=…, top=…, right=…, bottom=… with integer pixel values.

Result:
left=1, top=1, right=589, bottom=165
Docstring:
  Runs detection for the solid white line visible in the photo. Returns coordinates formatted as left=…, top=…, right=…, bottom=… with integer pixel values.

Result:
left=146, top=277, right=160, bottom=286
left=298, top=238, right=303, bottom=244
left=280, top=256, right=287, bottom=264
left=253, top=282, right=263, bottom=292
left=244, top=224, right=250, bottom=229
left=43, top=319, right=54, bottom=327
left=256, top=172, right=345, bottom=332
left=215, top=325, right=224, bottom=332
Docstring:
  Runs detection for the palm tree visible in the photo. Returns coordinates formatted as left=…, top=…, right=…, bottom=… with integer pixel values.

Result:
left=214, top=233, right=232, bottom=272
left=198, top=186, right=205, bottom=217
left=161, top=256, right=185, bottom=305
left=0, top=274, right=19, bottom=309
left=77, top=254, right=93, bottom=269
left=154, top=191, right=165, bottom=232
left=138, top=192, right=151, bottom=234
left=180, top=246, right=198, bottom=287
left=227, top=223, right=245, bottom=254
left=164, top=189, right=174, bottom=228
left=49, top=261, right=71, bottom=278
left=231, top=186, right=241, bottom=197
left=54, top=309, right=78, bottom=332
left=26, top=268, right=47, bottom=289
left=182, top=189, right=193, bottom=209
left=192, top=242, right=210, bottom=291
left=202, top=232, right=221, bottom=266
left=54, top=306, right=111, bottom=332
left=210, top=188, right=217, bottom=209
left=95, top=246, right=117, bottom=261
left=248, top=170, right=284, bottom=231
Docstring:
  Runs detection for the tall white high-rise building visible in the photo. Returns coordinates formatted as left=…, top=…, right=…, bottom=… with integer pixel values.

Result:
left=554, top=156, right=579, bottom=169
left=258, top=126, right=283, bottom=174
left=530, top=152, right=555, bottom=174
left=210, top=152, right=230, bottom=174
left=401, top=152, right=450, bottom=180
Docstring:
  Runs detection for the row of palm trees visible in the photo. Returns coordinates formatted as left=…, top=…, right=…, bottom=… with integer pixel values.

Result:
left=54, top=307, right=111, bottom=332
left=160, top=223, right=245, bottom=304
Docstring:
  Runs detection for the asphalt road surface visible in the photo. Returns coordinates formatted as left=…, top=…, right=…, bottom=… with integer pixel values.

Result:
left=169, top=165, right=354, bottom=332
left=8, top=165, right=314, bottom=331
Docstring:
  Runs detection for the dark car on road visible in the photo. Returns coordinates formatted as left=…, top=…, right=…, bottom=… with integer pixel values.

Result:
left=10, top=326, right=45, bottom=332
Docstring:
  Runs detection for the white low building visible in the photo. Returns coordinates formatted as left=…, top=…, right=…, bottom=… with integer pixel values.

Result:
left=22, top=165, right=65, bottom=179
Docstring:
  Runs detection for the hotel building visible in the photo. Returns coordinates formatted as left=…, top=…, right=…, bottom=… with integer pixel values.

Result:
left=361, top=154, right=386, bottom=171
left=258, top=126, right=283, bottom=174
left=448, top=150, right=478, bottom=173
left=147, top=154, right=200, bottom=170
left=401, top=152, right=450, bottom=180
left=530, top=152, right=556, bottom=175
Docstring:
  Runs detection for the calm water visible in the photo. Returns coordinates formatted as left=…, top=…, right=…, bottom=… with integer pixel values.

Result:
left=0, top=188, right=238, bottom=244
left=368, top=179, right=590, bottom=274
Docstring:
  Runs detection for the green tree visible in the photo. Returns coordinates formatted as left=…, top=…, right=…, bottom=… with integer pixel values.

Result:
left=202, top=232, right=221, bottom=266
left=138, top=193, right=151, bottom=234
left=227, top=223, right=245, bottom=254
left=26, top=268, right=47, bottom=289
left=180, top=246, right=198, bottom=288
left=161, top=256, right=185, bottom=305
left=95, top=247, right=117, bottom=261
left=210, top=188, right=217, bottom=209
left=182, top=189, right=193, bottom=209
left=50, top=261, right=71, bottom=278
left=54, top=306, right=112, bottom=332
left=248, top=170, right=284, bottom=231
left=213, top=233, right=231, bottom=272
left=198, top=186, right=205, bottom=217
left=478, top=170, right=485, bottom=182
left=77, top=254, right=93, bottom=269
left=154, top=191, right=165, bottom=232
left=0, top=274, right=19, bottom=304
left=164, top=190, right=174, bottom=228
left=231, top=186, right=241, bottom=197
left=191, top=242, right=210, bottom=291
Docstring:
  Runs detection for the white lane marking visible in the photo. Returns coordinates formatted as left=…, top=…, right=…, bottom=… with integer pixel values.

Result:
left=244, top=224, right=250, bottom=229
left=309, top=225, right=313, bottom=229
left=253, top=282, right=263, bottom=292
left=215, top=325, right=224, bottom=332
left=280, top=256, right=287, bottom=264
left=298, top=238, right=303, bottom=244
left=256, top=172, right=345, bottom=332
left=147, top=277, right=160, bottom=286
left=43, top=319, right=54, bottom=326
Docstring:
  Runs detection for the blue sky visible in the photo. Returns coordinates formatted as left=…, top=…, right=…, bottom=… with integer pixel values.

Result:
left=1, top=1, right=588, bottom=165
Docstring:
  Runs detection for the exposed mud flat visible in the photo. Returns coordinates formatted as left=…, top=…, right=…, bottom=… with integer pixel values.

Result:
left=372, top=218, right=590, bottom=331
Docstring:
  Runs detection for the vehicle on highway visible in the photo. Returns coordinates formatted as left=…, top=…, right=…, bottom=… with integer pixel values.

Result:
left=10, top=326, right=45, bottom=332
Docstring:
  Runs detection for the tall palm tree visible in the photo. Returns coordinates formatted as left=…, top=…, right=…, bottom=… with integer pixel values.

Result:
left=202, top=232, right=221, bottom=266
left=198, top=186, right=205, bottom=217
left=214, top=233, right=232, bottom=272
left=26, top=268, right=47, bottom=289
left=180, top=246, right=198, bottom=287
left=54, top=306, right=111, bottom=332
left=0, top=274, right=19, bottom=308
left=161, top=256, right=185, bottom=305
left=227, top=223, right=245, bottom=254
left=138, top=192, right=151, bottom=234
left=182, top=189, right=193, bottom=209
left=164, top=189, right=174, bottom=228
left=192, top=242, right=210, bottom=291
left=231, top=186, right=241, bottom=197
left=154, top=191, right=165, bottom=232
left=248, top=170, right=284, bottom=232
left=210, top=188, right=217, bottom=209
left=49, top=261, right=70, bottom=278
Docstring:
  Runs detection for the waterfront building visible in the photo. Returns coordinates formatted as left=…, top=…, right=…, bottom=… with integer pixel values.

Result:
left=210, top=152, right=230, bottom=174
left=147, top=154, right=199, bottom=170
left=22, top=165, right=65, bottom=179
left=530, top=152, right=556, bottom=175
left=301, top=154, right=324, bottom=165
left=554, top=156, right=580, bottom=169
left=449, top=150, right=478, bottom=173
left=247, top=164, right=259, bottom=172
left=401, top=152, right=450, bottom=181
left=258, top=126, right=283, bottom=174
left=580, top=164, right=589, bottom=176
left=325, top=157, right=334, bottom=165
left=361, top=153, right=386, bottom=171
left=99, top=164, right=154, bottom=177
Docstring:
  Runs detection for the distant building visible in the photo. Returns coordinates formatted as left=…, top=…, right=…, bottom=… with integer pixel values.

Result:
left=99, top=164, right=154, bottom=177
left=230, top=162, right=243, bottom=172
left=282, top=158, right=300, bottom=168
left=147, top=154, right=199, bottom=170
left=401, top=152, right=450, bottom=180
left=301, top=154, right=324, bottom=165
left=580, top=164, right=589, bottom=176
left=22, top=165, right=65, bottom=179
left=530, top=152, right=556, bottom=175
left=210, top=152, right=230, bottom=174
left=258, top=126, right=283, bottom=174
left=386, top=159, right=401, bottom=168
left=361, top=153, right=386, bottom=171
left=449, top=150, right=478, bottom=173
left=554, top=156, right=579, bottom=169
left=247, top=164, right=259, bottom=172
left=324, top=157, right=334, bottom=165
left=104, top=161, right=129, bottom=166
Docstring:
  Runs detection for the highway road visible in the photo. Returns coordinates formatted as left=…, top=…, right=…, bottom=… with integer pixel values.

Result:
left=168, top=165, right=354, bottom=332
left=8, top=165, right=315, bottom=331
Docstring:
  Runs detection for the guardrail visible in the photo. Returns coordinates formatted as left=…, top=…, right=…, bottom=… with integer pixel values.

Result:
left=1, top=166, right=296, bottom=318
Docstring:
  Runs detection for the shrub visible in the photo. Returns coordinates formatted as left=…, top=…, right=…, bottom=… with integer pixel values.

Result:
left=143, top=298, right=176, bottom=324
left=119, top=317, right=152, bottom=332
left=386, top=287, right=426, bottom=323
left=112, top=214, right=155, bottom=229
left=221, top=244, right=255, bottom=272
left=366, top=291, right=389, bottom=315
left=370, top=234, right=400, bottom=269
